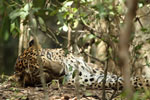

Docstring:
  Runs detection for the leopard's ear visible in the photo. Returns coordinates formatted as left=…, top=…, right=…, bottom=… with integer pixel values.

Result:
left=29, top=39, right=34, bottom=47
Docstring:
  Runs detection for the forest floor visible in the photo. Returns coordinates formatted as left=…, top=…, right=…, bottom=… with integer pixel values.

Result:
left=0, top=75, right=123, bottom=100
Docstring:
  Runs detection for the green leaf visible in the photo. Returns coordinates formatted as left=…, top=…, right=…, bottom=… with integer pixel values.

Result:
left=62, top=76, right=67, bottom=85
left=9, top=9, right=21, bottom=20
left=133, top=91, right=140, bottom=100
left=64, top=49, right=69, bottom=56
left=10, top=23, right=15, bottom=32
left=138, top=3, right=143, bottom=8
left=117, top=5, right=123, bottom=14
left=9, top=3, right=32, bottom=20
left=141, top=27, right=148, bottom=32
left=84, top=92, right=93, bottom=96
left=63, top=1, right=74, bottom=7
left=68, top=13, right=73, bottom=19
left=21, top=96, right=27, bottom=100
left=23, top=3, right=31, bottom=12
left=0, top=0, right=5, bottom=15
left=108, top=5, right=113, bottom=10
left=51, top=80, right=57, bottom=85
left=109, top=11, right=115, bottom=16
left=73, top=20, right=78, bottom=28
left=50, top=10, right=58, bottom=16
left=4, top=32, right=9, bottom=40
left=62, top=24, right=68, bottom=32
left=0, top=16, right=10, bottom=41
left=38, top=17, right=46, bottom=32
left=145, top=58, right=150, bottom=67
left=88, top=34, right=95, bottom=39
left=20, top=11, right=29, bottom=20
left=69, top=65, right=73, bottom=71
left=72, top=8, right=77, bottom=13
left=32, top=18, right=37, bottom=28
left=134, top=44, right=142, bottom=51
left=57, top=13, right=64, bottom=25
left=72, top=69, right=78, bottom=78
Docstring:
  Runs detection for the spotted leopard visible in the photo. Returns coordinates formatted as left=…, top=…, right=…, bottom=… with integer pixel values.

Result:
left=14, top=40, right=150, bottom=90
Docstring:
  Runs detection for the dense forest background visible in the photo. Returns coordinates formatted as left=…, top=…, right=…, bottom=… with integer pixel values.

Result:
left=0, top=0, right=149, bottom=75
left=1, top=0, right=150, bottom=100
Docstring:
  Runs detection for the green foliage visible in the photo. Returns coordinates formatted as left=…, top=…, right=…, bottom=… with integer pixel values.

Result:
left=69, top=65, right=73, bottom=71
left=0, top=74, right=9, bottom=83
left=72, top=69, right=78, bottom=79
left=0, top=0, right=149, bottom=42
left=120, top=90, right=150, bottom=100
left=62, top=75, right=68, bottom=85
left=0, top=0, right=44, bottom=41
left=9, top=3, right=30, bottom=21
left=0, top=0, right=124, bottom=41
left=1, top=16, right=10, bottom=40
left=134, top=44, right=142, bottom=51
left=57, top=1, right=79, bottom=32
left=0, top=0, right=21, bottom=41
left=141, top=27, right=150, bottom=33
left=1, top=0, right=150, bottom=99
left=38, top=17, right=46, bottom=32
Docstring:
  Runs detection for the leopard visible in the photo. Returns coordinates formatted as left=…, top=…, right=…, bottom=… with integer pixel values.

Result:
left=13, top=40, right=150, bottom=90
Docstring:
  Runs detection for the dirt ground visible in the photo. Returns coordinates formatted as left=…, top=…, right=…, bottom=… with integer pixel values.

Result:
left=0, top=75, right=122, bottom=100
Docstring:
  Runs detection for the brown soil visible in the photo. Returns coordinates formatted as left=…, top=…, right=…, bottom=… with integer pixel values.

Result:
left=0, top=75, right=121, bottom=100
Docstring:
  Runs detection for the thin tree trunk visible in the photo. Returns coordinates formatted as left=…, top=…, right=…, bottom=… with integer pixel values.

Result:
left=18, top=20, right=24, bottom=56
left=119, top=0, right=137, bottom=100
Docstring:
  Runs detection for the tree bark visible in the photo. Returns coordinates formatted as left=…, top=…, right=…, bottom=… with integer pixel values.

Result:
left=119, top=0, right=138, bottom=100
